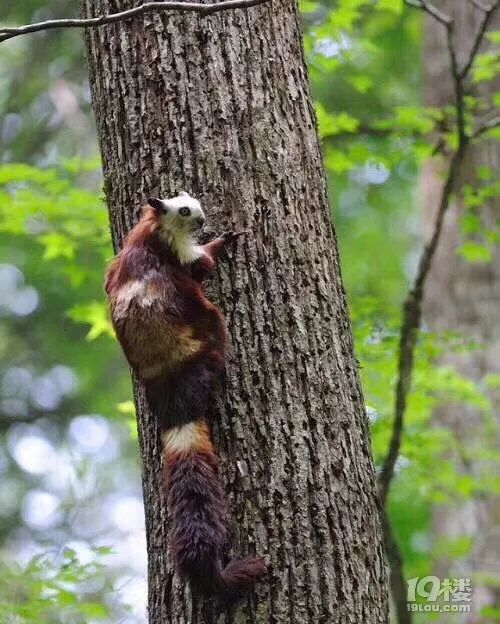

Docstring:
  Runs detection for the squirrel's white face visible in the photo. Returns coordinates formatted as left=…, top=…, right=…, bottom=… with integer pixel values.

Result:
left=148, top=192, right=206, bottom=235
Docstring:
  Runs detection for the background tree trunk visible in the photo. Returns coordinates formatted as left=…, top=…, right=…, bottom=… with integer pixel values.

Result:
left=423, top=2, right=500, bottom=621
left=82, top=1, right=389, bottom=621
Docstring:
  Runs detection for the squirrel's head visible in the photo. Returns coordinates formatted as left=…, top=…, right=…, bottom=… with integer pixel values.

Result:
left=147, top=192, right=206, bottom=236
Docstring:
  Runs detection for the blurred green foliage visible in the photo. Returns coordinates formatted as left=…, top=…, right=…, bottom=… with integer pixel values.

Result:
left=0, top=0, right=498, bottom=621
left=0, top=548, right=114, bottom=623
left=0, top=161, right=127, bottom=415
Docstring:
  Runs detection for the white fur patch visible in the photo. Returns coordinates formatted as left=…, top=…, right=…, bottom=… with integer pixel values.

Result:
left=162, top=422, right=199, bottom=454
left=161, top=230, right=204, bottom=265
left=113, top=279, right=157, bottom=318
left=154, top=192, right=206, bottom=264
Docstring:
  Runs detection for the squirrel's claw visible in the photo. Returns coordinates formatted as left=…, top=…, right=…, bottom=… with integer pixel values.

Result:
left=220, top=230, right=247, bottom=244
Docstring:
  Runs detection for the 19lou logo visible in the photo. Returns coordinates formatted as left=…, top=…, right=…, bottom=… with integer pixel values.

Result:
left=407, top=576, right=472, bottom=613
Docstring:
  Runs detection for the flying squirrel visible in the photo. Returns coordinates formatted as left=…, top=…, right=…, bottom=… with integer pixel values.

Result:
left=105, top=192, right=266, bottom=599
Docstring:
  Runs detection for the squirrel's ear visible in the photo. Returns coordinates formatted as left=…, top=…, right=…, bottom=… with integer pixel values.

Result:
left=178, top=191, right=190, bottom=197
left=148, top=197, right=167, bottom=213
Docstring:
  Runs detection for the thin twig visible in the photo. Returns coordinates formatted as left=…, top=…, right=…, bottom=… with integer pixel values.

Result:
left=0, top=0, right=269, bottom=44
left=445, top=22, right=468, bottom=145
left=378, top=4, right=463, bottom=509
left=403, top=0, right=452, bottom=26
left=405, top=3, right=466, bottom=143
left=378, top=145, right=465, bottom=507
left=380, top=0, right=496, bottom=511
left=368, top=3, right=498, bottom=623
left=472, top=114, right=500, bottom=138
left=467, top=0, right=493, bottom=12
left=460, top=0, right=500, bottom=79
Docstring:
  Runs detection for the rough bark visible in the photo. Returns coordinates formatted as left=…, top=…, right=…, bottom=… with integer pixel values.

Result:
left=82, top=1, right=389, bottom=622
left=423, top=2, right=500, bottom=621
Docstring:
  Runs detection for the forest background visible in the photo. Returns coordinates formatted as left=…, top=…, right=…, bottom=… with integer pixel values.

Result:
left=0, top=0, right=498, bottom=622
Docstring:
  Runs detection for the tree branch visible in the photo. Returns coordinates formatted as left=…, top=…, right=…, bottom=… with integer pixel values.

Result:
left=361, top=3, right=498, bottom=622
left=467, top=0, right=495, bottom=14
left=445, top=22, right=468, bottom=145
left=0, top=0, right=269, bottom=44
left=460, top=0, right=500, bottom=80
left=378, top=3, right=462, bottom=509
left=403, top=1, right=452, bottom=26
left=404, top=3, right=466, bottom=143
left=472, top=114, right=500, bottom=138
left=381, top=0, right=497, bottom=512
left=378, top=145, right=465, bottom=508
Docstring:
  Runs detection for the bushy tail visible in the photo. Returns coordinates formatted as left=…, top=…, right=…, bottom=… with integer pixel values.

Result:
left=162, top=418, right=266, bottom=599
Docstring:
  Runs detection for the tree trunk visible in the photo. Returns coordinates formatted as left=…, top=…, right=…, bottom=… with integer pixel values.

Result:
left=423, top=2, right=500, bottom=621
left=82, top=1, right=389, bottom=622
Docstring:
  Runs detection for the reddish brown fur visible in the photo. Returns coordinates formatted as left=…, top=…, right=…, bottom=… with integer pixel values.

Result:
left=106, top=208, right=160, bottom=293
left=106, top=208, right=228, bottom=422
left=106, top=205, right=266, bottom=599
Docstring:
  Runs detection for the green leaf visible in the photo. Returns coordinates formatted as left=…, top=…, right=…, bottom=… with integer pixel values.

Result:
left=486, top=30, right=500, bottom=44
left=477, top=165, right=493, bottom=181
left=299, top=0, right=320, bottom=12
left=347, top=74, right=374, bottom=93
left=80, top=602, right=109, bottom=617
left=374, top=106, right=440, bottom=134
left=460, top=214, right=482, bottom=235
left=378, top=0, right=403, bottom=14
left=40, top=232, right=76, bottom=260
left=316, top=104, right=360, bottom=137
left=484, top=374, right=500, bottom=390
left=95, top=545, right=114, bottom=556
left=324, top=148, right=355, bottom=173
left=434, top=536, right=473, bottom=559
left=473, top=52, right=500, bottom=83
left=117, top=400, right=135, bottom=415
left=67, top=301, right=115, bottom=340
left=458, top=241, right=492, bottom=264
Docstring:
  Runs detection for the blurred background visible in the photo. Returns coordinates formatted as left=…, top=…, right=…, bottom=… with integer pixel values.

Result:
left=0, top=0, right=498, bottom=622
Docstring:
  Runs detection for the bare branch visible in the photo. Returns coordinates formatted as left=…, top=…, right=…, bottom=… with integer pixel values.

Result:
left=445, top=23, right=468, bottom=145
left=380, top=3, right=498, bottom=621
left=0, top=0, right=269, bottom=44
left=472, top=114, right=500, bottom=138
left=404, top=0, right=452, bottom=26
left=467, top=0, right=494, bottom=12
left=404, top=2, right=466, bottom=142
left=405, top=0, right=498, bottom=144
left=460, top=0, right=500, bottom=79
left=378, top=145, right=465, bottom=507
left=377, top=12, right=469, bottom=506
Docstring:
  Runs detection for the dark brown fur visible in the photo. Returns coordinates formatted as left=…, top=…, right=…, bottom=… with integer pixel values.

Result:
left=106, top=206, right=266, bottom=598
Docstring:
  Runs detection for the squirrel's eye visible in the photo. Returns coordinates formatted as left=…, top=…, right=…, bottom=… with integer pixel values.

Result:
left=179, top=206, right=191, bottom=217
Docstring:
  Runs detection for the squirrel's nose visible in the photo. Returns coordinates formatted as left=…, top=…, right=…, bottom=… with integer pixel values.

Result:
left=196, top=216, right=206, bottom=228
